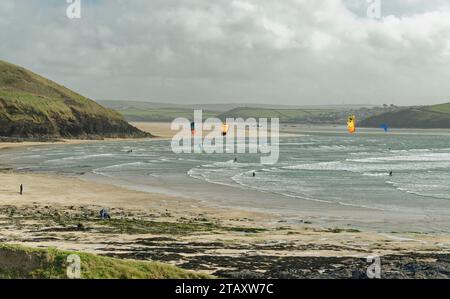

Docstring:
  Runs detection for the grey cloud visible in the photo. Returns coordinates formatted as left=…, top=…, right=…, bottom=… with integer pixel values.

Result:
left=0, top=0, right=449, bottom=105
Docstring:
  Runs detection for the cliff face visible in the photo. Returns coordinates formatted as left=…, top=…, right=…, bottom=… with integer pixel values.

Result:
left=0, top=60, right=151, bottom=139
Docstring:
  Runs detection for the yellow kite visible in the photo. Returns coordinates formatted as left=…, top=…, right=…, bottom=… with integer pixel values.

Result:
left=347, top=115, right=356, bottom=134
left=222, top=123, right=230, bottom=136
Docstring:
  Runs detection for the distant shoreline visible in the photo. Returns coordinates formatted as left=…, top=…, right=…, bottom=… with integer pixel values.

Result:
left=3, top=121, right=450, bottom=151
left=0, top=122, right=171, bottom=152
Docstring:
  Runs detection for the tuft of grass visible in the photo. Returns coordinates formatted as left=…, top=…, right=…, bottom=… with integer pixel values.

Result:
left=0, top=243, right=213, bottom=279
left=95, top=218, right=267, bottom=235
left=95, top=218, right=219, bottom=235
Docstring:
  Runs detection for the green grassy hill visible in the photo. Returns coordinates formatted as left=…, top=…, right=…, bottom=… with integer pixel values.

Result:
left=217, top=107, right=335, bottom=123
left=99, top=101, right=343, bottom=123
left=0, top=243, right=212, bottom=279
left=98, top=100, right=220, bottom=121
left=0, top=60, right=150, bottom=139
left=360, top=103, right=450, bottom=128
left=117, top=107, right=218, bottom=122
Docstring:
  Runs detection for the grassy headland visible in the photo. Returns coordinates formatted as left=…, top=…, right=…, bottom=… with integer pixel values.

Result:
left=0, top=60, right=149, bottom=139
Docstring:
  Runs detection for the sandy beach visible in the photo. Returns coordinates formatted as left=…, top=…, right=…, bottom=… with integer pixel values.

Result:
left=1, top=122, right=450, bottom=278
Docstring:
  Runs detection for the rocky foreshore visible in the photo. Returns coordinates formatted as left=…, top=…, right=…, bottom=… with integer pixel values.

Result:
left=0, top=203, right=448, bottom=279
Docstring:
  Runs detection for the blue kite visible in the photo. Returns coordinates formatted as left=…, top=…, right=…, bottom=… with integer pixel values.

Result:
left=380, top=124, right=389, bottom=133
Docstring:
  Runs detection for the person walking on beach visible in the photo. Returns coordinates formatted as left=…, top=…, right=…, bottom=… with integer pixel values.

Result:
left=19, top=184, right=23, bottom=195
left=100, top=208, right=111, bottom=220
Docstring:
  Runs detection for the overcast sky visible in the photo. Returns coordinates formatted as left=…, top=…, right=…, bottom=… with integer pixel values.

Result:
left=1, top=0, right=450, bottom=106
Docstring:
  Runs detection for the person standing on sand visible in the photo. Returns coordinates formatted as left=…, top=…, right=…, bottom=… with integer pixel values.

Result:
left=20, top=184, right=23, bottom=195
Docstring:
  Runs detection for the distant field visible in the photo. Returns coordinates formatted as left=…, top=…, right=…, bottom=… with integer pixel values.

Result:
left=423, top=103, right=450, bottom=114
left=113, top=106, right=336, bottom=123
left=98, top=100, right=346, bottom=123
left=118, top=107, right=218, bottom=122
left=217, top=107, right=336, bottom=122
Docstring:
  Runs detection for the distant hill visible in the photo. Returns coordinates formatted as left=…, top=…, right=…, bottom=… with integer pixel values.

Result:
left=99, top=100, right=372, bottom=113
left=99, top=101, right=390, bottom=125
left=217, top=107, right=337, bottom=123
left=360, top=103, right=450, bottom=128
left=98, top=100, right=220, bottom=121
left=113, top=107, right=218, bottom=122
left=0, top=61, right=149, bottom=139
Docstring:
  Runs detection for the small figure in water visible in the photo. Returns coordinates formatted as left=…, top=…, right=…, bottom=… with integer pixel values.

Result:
left=389, top=171, right=393, bottom=177
left=20, top=184, right=23, bottom=195
left=252, top=172, right=256, bottom=177
left=234, top=157, right=238, bottom=163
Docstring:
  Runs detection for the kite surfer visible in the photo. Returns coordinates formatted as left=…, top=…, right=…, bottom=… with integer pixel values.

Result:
left=347, top=115, right=356, bottom=134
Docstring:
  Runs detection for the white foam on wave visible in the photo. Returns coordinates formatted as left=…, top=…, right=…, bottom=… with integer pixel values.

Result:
left=284, top=160, right=450, bottom=172
left=362, top=172, right=390, bottom=177
left=94, top=161, right=148, bottom=171
left=350, top=152, right=450, bottom=163
left=385, top=180, right=450, bottom=200
left=230, top=170, right=386, bottom=209
left=44, top=153, right=115, bottom=163
left=232, top=173, right=334, bottom=204
left=187, top=167, right=246, bottom=189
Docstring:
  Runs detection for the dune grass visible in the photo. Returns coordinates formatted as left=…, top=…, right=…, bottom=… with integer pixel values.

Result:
left=0, top=243, right=213, bottom=279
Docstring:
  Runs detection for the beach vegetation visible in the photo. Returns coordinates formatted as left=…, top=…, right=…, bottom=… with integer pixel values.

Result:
left=0, top=243, right=213, bottom=279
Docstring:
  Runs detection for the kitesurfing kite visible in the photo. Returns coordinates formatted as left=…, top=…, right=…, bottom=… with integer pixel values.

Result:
left=191, top=122, right=196, bottom=136
left=347, top=115, right=356, bottom=134
left=222, top=123, right=230, bottom=136
left=380, top=124, right=389, bottom=133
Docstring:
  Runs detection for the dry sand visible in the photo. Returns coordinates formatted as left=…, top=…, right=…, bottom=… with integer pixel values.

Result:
left=131, top=122, right=175, bottom=139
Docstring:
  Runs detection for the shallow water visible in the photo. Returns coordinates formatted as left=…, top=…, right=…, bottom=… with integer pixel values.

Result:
left=2, top=127, right=450, bottom=232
